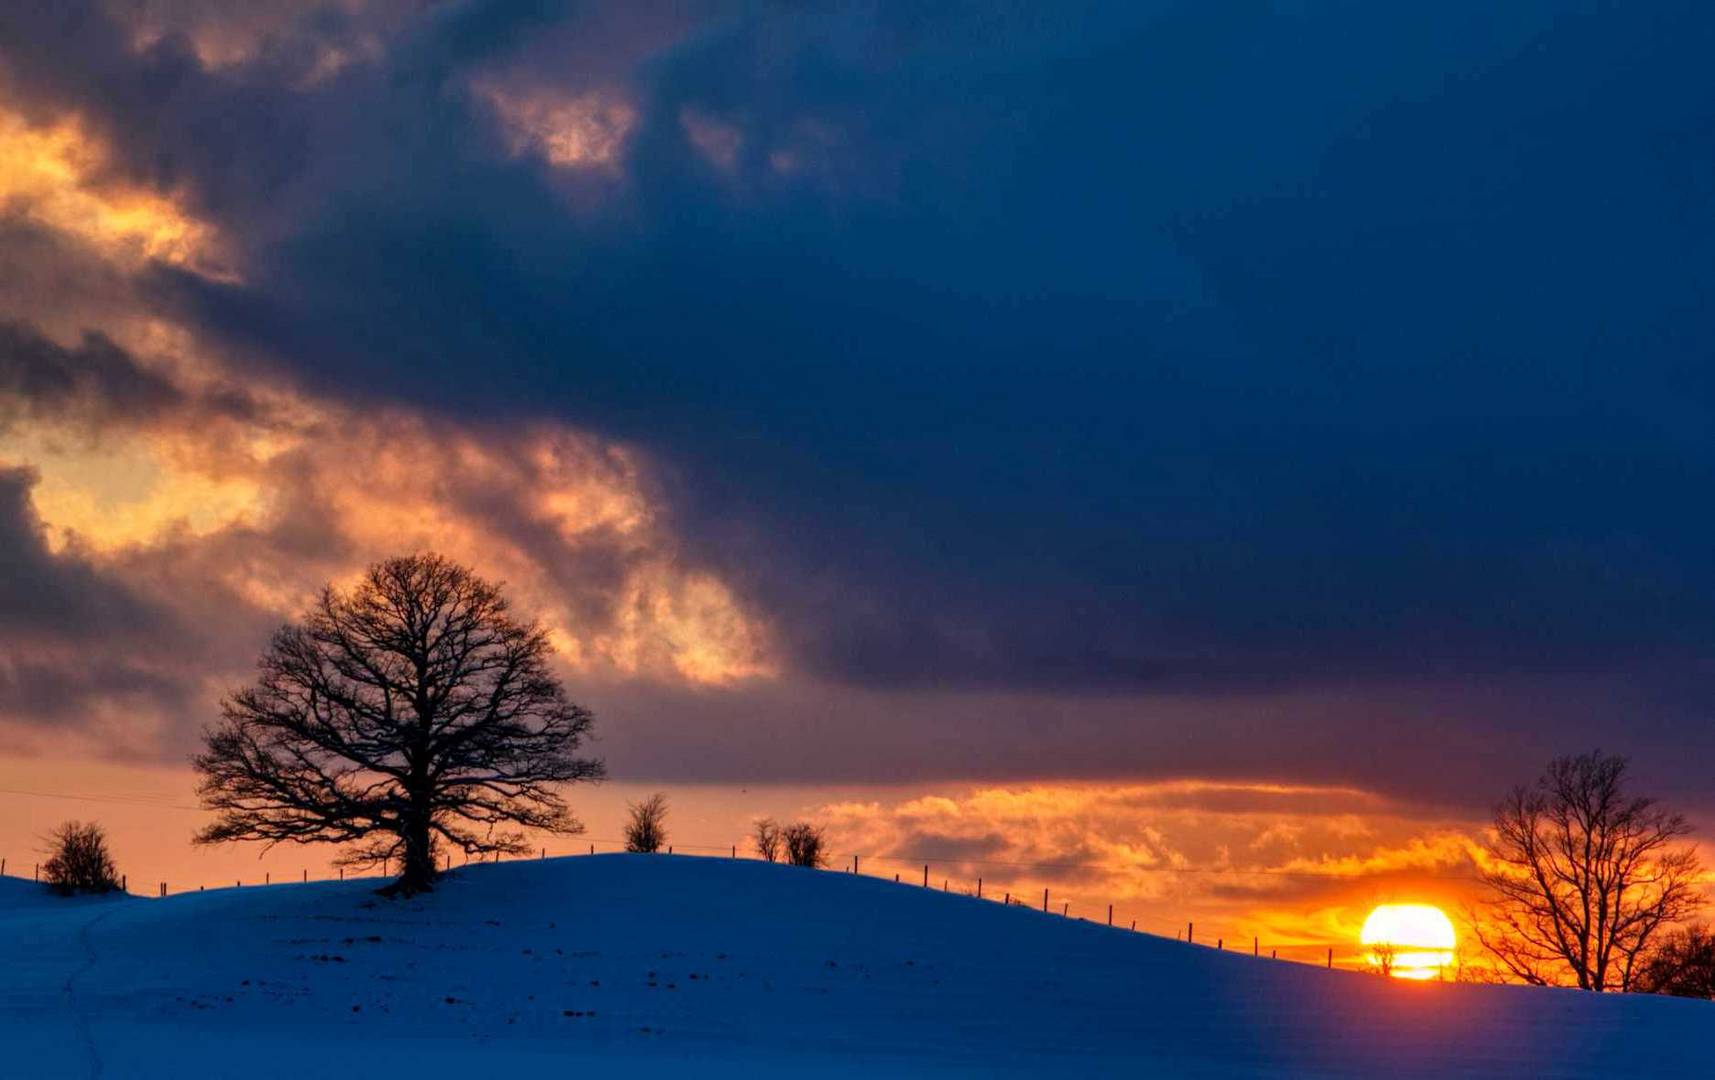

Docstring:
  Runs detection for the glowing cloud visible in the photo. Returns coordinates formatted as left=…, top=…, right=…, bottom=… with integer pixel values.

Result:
left=815, top=781, right=1484, bottom=953
left=477, top=82, right=638, bottom=171
left=10, top=385, right=775, bottom=687
left=0, top=109, right=225, bottom=274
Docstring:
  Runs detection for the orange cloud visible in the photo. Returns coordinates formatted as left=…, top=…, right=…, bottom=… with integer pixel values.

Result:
left=0, top=107, right=229, bottom=276
left=9, top=382, right=775, bottom=687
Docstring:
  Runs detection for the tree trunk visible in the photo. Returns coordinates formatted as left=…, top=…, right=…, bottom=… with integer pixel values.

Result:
left=399, top=788, right=436, bottom=893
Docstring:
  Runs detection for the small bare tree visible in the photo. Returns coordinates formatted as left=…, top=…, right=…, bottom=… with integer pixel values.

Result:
left=1367, top=942, right=1397, bottom=978
left=624, top=792, right=669, bottom=853
left=1473, top=750, right=1703, bottom=991
left=782, top=821, right=827, bottom=868
left=753, top=817, right=782, bottom=862
left=42, top=821, right=121, bottom=895
left=194, top=554, right=604, bottom=894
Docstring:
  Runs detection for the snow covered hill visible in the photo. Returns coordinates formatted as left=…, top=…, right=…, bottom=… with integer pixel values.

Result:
left=1, top=855, right=1706, bottom=1077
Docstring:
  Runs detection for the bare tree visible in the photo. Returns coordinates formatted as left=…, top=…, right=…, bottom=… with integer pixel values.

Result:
left=624, top=792, right=669, bottom=853
left=42, top=821, right=121, bottom=895
left=782, top=821, right=827, bottom=868
left=753, top=817, right=781, bottom=863
left=1366, top=942, right=1397, bottom=978
left=1636, top=925, right=1715, bottom=999
left=1473, top=751, right=1703, bottom=991
left=193, top=554, right=604, bottom=894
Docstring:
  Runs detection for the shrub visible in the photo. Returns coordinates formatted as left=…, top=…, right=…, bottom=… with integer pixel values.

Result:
left=1638, top=925, right=1715, bottom=999
left=624, top=792, right=669, bottom=853
left=782, top=822, right=827, bottom=868
left=42, top=821, right=121, bottom=895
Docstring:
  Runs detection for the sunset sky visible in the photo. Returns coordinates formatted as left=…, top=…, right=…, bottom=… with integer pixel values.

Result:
left=3, top=1, right=1714, bottom=964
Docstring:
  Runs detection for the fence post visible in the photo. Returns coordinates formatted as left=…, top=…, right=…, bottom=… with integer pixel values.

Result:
left=1218, top=938, right=1223, bottom=950
left=1062, top=902, right=1068, bottom=916
left=668, top=846, right=673, bottom=854
left=854, top=854, right=859, bottom=874
left=1271, top=949, right=1277, bottom=959
left=943, top=879, right=948, bottom=892
left=1, top=857, right=5, bottom=875
left=1130, top=920, right=1136, bottom=931
left=1004, top=892, right=1010, bottom=905
left=159, top=882, right=166, bottom=897
left=976, top=877, right=982, bottom=899
left=590, top=843, right=594, bottom=855
left=121, top=874, right=127, bottom=892
left=1107, top=904, right=1113, bottom=926
left=923, top=864, right=929, bottom=887
left=35, top=863, right=39, bottom=882
left=542, top=847, right=546, bottom=859
left=1042, top=888, right=1048, bottom=912
left=1188, top=921, right=1193, bottom=944
left=339, top=868, right=344, bottom=880
left=265, top=872, right=270, bottom=885
left=732, top=845, right=737, bottom=859
left=1327, top=948, right=1332, bottom=969
left=303, top=869, right=308, bottom=882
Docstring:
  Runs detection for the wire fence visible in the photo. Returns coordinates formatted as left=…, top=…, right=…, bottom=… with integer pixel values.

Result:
left=0, top=836, right=1388, bottom=973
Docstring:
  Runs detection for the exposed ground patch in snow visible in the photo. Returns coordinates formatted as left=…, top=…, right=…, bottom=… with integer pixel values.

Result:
left=0, top=856, right=1706, bottom=1077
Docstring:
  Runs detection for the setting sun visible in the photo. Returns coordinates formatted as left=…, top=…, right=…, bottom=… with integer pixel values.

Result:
left=1361, top=903, right=1456, bottom=980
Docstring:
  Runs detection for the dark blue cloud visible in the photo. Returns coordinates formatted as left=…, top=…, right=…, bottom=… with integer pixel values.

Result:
left=9, top=0, right=1715, bottom=701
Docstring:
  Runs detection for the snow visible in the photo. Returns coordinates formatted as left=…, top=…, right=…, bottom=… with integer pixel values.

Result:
left=0, top=855, right=1706, bottom=1077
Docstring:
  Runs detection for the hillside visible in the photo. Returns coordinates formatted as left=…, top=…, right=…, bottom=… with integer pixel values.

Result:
left=0, top=855, right=1706, bottom=1077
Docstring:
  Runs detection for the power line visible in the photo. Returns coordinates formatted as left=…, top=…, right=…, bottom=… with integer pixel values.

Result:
left=0, top=786, right=202, bottom=811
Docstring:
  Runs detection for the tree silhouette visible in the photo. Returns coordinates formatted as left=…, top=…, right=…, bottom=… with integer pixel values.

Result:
left=193, top=554, right=604, bottom=893
left=753, top=817, right=782, bottom=863
left=1636, top=924, right=1715, bottom=999
left=42, top=821, right=120, bottom=895
left=1473, top=751, right=1702, bottom=990
left=624, top=793, right=669, bottom=853
left=782, top=822, right=827, bottom=868
left=1367, top=942, right=1397, bottom=978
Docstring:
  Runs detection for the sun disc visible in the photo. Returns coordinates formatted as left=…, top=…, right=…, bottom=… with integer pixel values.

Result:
left=1361, top=903, right=1455, bottom=979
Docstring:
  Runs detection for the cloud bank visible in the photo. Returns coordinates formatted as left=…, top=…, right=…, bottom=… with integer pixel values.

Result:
left=3, top=1, right=1714, bottom=805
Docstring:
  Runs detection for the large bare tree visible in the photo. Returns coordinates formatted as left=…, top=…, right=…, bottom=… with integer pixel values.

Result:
left=1473, top=751, right=1703, bottom=991
left=194, top=554, right=604, bottom=893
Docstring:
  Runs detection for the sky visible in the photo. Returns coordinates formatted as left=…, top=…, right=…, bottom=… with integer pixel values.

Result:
left=2, top=0, right=1713, bottom=959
